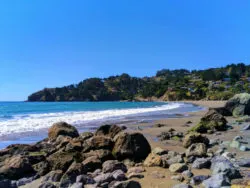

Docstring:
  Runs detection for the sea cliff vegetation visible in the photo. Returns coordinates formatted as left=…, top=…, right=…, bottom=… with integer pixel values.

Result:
left=28, top=63, right=250, bottom=101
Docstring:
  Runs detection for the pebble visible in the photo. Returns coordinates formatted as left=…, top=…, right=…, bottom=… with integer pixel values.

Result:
left=239, top=145, right=249, bottom=151
left=243, top=124, right=250, bottom=130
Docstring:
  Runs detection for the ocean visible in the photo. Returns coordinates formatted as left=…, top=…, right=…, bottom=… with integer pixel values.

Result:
left=0, top=101, right=203, bottom=149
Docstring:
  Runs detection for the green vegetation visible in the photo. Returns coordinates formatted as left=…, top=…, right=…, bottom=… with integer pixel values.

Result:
left=28, top=63, right=250, bottom=101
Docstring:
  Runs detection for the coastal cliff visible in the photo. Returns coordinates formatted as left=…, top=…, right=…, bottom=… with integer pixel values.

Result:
left=28, top=63, right=250, bottom=101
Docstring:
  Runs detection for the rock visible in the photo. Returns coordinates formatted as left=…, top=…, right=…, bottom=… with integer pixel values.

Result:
left=0, top=155, right=35, bottom=180
left=16, top=176, right=38, bottom=187
left=213, top=107, right=232, bottom=116
left=94, top=173, right=114, bottom=185
left=172, top=184, right=193, bottom=188
left=225, top=93, right=250, bottom=117
left=112, top=132, right=151, bottom=161
left=88, top=169, right=102, bottom=178
left=243, top=124, right=250, bottom=130
left=239, top=145, right=248, bottom=151
left=169, top=163, right=188, bottom=173
left=59, top=162, right=86, bottom=188
left=83, top=149, right=114, bottom=162
left=65, top=139, right=83, bottom=152
left=47, top=150, right=75, bottom=172
left=70, top=183, right=83, bottom=188
left=186, top=156, right=196, bottom=163
left=123, top=159, right=135, bottom=167
left=0, top=179, right=17, bottom=188
left=185, top=143, right=207, bottom=157
left=211, top=156, right=241, bottom=179
left=171, top=175, right=184, bottom=182
left=182, top=170, right=193, bottom=178
left=165, top=155, right=184, bottom=166
left=236, top=159, right=250, bottom=167
left=48, top=122, right=79, bottom=140
left=39, top=182, right=56, bottom=188
left=190, top=109, right=228, bottom=133
left=127, top=172, right=144, bottom=179
left=82, top=136, right=114, bottom=153
left=152, top=147, right=168, bottom=155
left=102, top=160, right=127, bottom=173
left=233, top=136, right=243, bottom=141
left=183, top=133, right=209, bottom=148
left=127, top=167, right=145, bottom=174
left=112, top=169, right=127, bottom=181
left=192, top=158, right=211, bottom=169
left=80, top=132, right=93, bottom=141
left=0, top=144, right=40, bottom=157
left=82, top=156, right=102, bottom=172
left=153, top=123, right=166, bottom=128
left=190, top=175, right=210, bottom=185
left=42, top=170, right=63, bottom=182
left=76, top=175, right=95, bottom=184
left=209, top=138, right=220, bottom=146
left=215, top=147, right=226, bottom=156
left=111, top=180, right=141, bottom=188
left=222, top=152, right=235, bottom=159
left=33, top=160, right=50, bottom=176
left=230, top=140, right=241, bottom=149
left=202, top=173, right=230, bottom=188
left=143, top=153, right=162, bottom=167
left=95, top=124, right=122, bottom=138
left=150, top=171, right=165, bottom=179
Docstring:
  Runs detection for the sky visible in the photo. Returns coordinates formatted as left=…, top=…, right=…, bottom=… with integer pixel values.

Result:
left=0, top=0, right=249, bottom=101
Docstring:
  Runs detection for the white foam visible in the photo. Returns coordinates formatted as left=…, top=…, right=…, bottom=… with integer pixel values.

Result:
left=0, top=102, right=184, bottom=136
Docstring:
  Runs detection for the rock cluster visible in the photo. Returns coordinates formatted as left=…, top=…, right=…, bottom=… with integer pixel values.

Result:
left=0, top=122, right=151, bottom=188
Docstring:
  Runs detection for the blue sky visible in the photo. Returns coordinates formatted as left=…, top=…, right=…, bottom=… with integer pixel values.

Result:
left=0, top=0, right=249, bottom=101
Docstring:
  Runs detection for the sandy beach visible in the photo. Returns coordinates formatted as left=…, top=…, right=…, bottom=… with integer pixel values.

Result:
left=1, top=100, right=245, bottom=188
left=116, top=100, right=248, bottom=188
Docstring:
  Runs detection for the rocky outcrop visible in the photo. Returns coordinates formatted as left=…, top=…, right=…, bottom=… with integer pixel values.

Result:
left=48, top=122, right=79, bottom=140
left=225, top=93, right=250, bottom=117
left=190, top=109, right=227, bottom=133
left=95, top=124, right=123, bottom=138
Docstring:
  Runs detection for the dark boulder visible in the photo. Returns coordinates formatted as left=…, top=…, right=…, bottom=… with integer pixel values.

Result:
left=59, top=162, right=86, bottom=188
left=0, top=155, right=35, bottom=180
left=33, top=160, right=50, bottom=176
left=95, top=124, right=123, bottom=138
left=47, top=150, right=75, bottom=172
left=82, top=149, right=114, bottom=162
left=112, top=132, right=151, bottom=161
left=82, top=156, right=102, bottom=172
left=82, top=136, right=114, bottom=153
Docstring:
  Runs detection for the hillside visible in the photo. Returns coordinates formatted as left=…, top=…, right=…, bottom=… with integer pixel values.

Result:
left=28, top=63, right=250, bottom=101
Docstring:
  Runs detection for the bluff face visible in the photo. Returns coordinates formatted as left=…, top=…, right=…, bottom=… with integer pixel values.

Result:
left=28, top=63, right=250, bottom=101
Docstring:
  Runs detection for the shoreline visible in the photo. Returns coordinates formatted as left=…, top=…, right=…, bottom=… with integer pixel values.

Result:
left=0, top=101, right=202, bottom=149
left=2, top=100, right=250, bottom=187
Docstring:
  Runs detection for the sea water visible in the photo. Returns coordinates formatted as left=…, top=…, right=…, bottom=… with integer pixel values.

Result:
left=0, top=101, right=203, bottom=148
